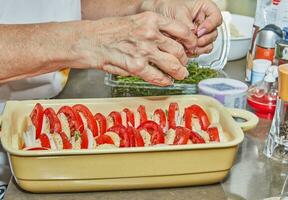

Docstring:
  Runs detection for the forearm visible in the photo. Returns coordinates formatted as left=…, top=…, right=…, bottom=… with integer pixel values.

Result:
left=0, top=21, right=86, bottom=83
left=81, top=0, right=144, bottom=20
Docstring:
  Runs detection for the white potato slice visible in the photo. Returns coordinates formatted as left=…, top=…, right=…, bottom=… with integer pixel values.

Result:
left=52, top=133, right=63, bottom=150
left=71, top=132, right=82, bottom=150
left=79, top=113, right=88, bottom=130
left=86, top=129, right=95, bottom=149
left=41, top=115, right=50, bottom=134
left=140, top=130, right=151, bottom=146
left=58, top=113, right=71, bottom=140
left=165, top=128, right=176, bottom=145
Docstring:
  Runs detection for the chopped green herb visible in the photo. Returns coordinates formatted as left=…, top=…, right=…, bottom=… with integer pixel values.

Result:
left=111, top=62, right=219, bottom=97
left=74, top=131, right=81, bottom=141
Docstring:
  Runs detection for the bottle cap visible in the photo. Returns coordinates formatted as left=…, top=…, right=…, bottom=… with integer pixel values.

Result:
left=279, top=64, right=288, bottom=101
left=256, top=24, right=283, bottom=48
left=253, top=59, right=272, bottom=73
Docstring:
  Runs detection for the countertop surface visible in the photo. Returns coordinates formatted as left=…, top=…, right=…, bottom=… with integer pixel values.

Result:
left=4, top=59, right=288, bottom=200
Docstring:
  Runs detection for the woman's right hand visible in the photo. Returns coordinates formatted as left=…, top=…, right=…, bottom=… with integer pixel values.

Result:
left=73, top=11, right=197, bottom=86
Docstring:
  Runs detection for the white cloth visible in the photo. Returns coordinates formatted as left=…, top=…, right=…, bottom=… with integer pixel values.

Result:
left=0, top=0, right=81, bottom=194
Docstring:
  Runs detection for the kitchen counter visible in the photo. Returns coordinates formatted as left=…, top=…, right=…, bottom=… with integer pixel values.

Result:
left=4, top=59, right=288, bottom=200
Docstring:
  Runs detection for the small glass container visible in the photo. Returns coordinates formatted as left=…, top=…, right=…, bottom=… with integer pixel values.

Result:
left=247, top=65, right=278, bottom=120
left=264, top=64, right=288, bottom=163
left=275, top=27, right=288, bottom=66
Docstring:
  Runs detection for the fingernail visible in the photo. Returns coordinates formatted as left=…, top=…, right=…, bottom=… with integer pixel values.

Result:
left=197, top=28, right=206, bottom=37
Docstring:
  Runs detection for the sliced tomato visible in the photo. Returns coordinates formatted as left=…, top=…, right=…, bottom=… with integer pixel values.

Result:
left=58, top=106, right=84, bottom=136
left=108, top=111, right=122, bottom=127
left=137, top=120, right=164, bottom=145
left=94, top=113, right=107, bottom=135
left=137, top=105, right=148, bottom=124
left=39, top=133, right=51, bottom=148
left=44, top=108, right=62, bottom=134
left=72, top=104, right=98, bottom=137
left=153, top=108, right=166, bottom=131
left=190, top=130, right=206, bottom=144
left=25, top=147, right=49, bottom=151
left=96, top=134, right=114, bottom=145
left=126, top=126, right=136, bottom=147
left=58, top=132, right=72, bottom=149
left=173, top=127, right=190, bottom=145
left=184, top=105, right=210, bottom=131
left=30, top=103, right=44, bottom=139
left=123, top=108, right=135, bottom=127
left=126, top=126, right=144, bottom=147
left=107, top=125, right=129, bottom=147
left=207, top=127, right=220, bottom=142
left=168, top=102, right=179, bottom=129
left=81, top=129, right=89, bottom=149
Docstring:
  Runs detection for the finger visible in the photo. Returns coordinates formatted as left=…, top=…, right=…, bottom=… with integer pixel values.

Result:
left=197, top=4, right=222, bottom=37
left=102, top=64, right=130, bottom=76
left=197, top=30, right=218, bottom=47
left=156, top=34, right=188, bottom=65
left=157, top=15, right=197, bottom=51
left=134, top=63, right=174, bottom=86
left=195, top=44, right=214, bottom=55
left=175, top=10, right=196, bottom=31
left=149, top=50, right=189, bottom=80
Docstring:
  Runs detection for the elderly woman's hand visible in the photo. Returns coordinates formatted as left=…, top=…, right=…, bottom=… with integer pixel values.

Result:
left=75, top=11, right=197, bottom=86
left=140, top=0, right=222, bottom=56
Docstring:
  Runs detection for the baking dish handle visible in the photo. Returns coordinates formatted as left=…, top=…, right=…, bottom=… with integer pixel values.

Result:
left=227, top=108, right=259, bottom=132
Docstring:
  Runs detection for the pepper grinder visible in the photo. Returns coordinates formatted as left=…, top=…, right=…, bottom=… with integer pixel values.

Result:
left=264, top=64, right=288, bottom=163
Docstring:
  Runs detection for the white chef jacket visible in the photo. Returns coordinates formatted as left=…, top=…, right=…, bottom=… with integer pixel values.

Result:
left=0, top=0, right=81, bottom=197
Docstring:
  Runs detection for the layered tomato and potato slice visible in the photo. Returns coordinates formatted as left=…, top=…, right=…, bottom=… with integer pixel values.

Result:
left=22, top=102, right=226, bottom=151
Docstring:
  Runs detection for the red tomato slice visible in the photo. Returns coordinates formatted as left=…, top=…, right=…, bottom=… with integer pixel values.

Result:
left=39, top=133, right=51, bottom=148
left=44, top=108, right=62, bottom=134
left=96, top=134, right=114, bottom=145
left=168, top=102, right=179, bottom=129
left=108, top=111, right=122, bottom=127
left=72, top=104, right=98, bottom=137
left=107, top=125, right=129, bottom=147
left=184, top=105, right=210, bottom=131
left=123, top=108, right=135, bottom=127
left=58, top=132, right=72, bottom=149
left=30, top=103, right=44, bottom=139
left=126, top=126, right=136, bottom=147
left=137, top=120, right=164, bottom=145
left=57, top=106, right=84, bottom=136
left=153, top=108, right=166, bottom=131
left=127, top=127, right=144, bottom=147
left=137, top=105, right=148, bottom=124
left=207, top=127, right=220, bottom=142
left=81, top=129, right=89, bottom=149
left=190, top=130, right=206, bottom=144
left=173, top=127, right=190, bottom=145
left=25, top=147, right=49, bottom=151
left=94, top=113, right=107, bottom=135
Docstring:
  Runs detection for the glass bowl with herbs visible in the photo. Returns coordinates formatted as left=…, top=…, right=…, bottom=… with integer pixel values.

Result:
left=105, top=62, right=228, bottom=97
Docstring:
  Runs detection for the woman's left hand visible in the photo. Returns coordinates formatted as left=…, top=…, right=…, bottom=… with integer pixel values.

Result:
left=140, top=0, right=222, bottom=56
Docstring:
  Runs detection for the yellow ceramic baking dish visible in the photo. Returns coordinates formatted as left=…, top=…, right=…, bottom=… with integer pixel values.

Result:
left=0, top=95, right=258, bottom=193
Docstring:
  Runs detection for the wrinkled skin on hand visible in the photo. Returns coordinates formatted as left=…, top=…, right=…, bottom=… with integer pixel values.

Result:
left=140, top=0, right=223, bottom=56
left=73, top=11, right=197, bottom=86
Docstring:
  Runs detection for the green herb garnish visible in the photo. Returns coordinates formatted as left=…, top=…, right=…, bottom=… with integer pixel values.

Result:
left=111, top=62, right=218, bottom=97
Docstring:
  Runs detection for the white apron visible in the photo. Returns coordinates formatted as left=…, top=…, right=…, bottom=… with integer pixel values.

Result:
left=0, top=1, right=81, bottom=197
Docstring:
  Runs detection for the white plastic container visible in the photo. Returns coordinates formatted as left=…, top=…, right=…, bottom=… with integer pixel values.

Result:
left=251, top=59, right=272, bottom=84
left=198, top=78, right=248, bottom=109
